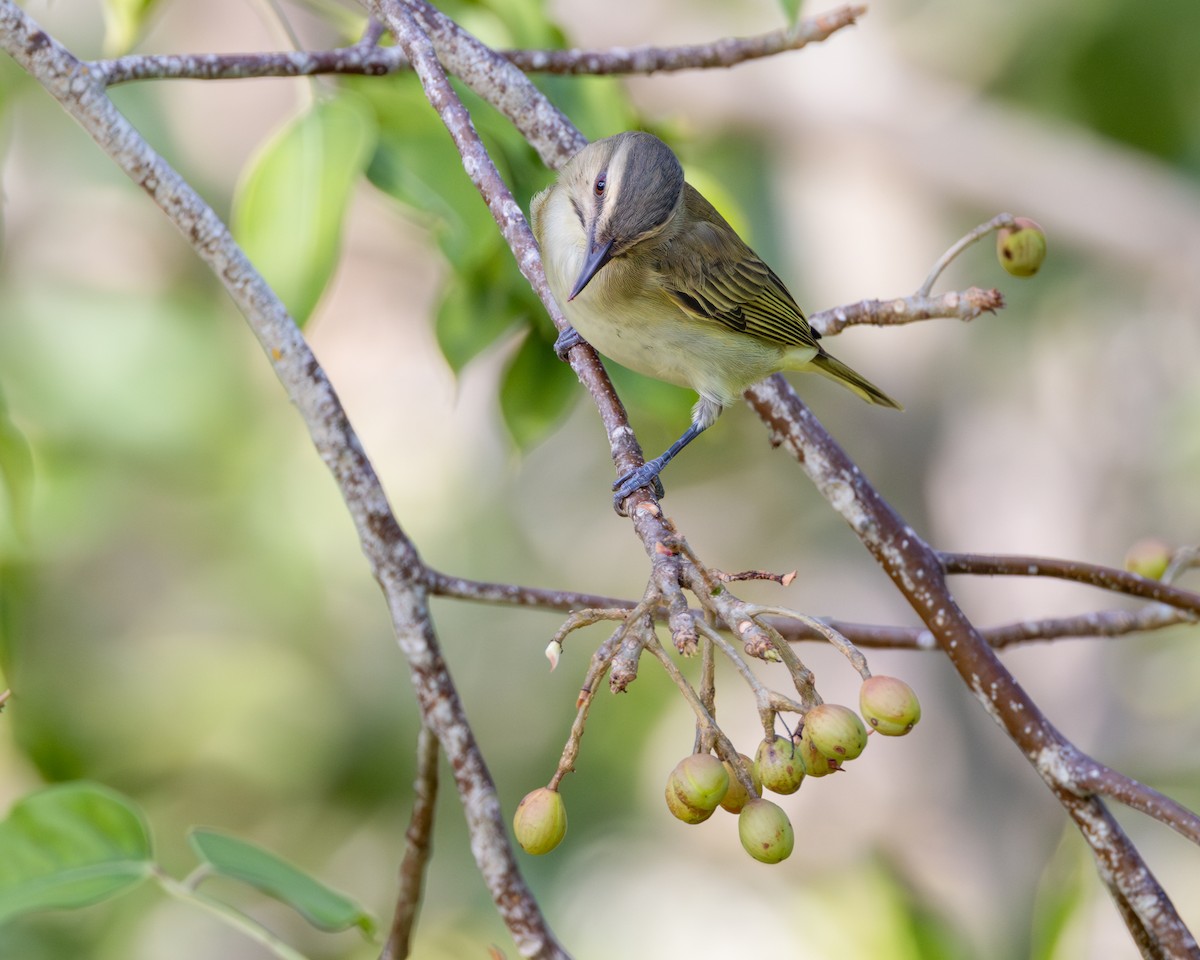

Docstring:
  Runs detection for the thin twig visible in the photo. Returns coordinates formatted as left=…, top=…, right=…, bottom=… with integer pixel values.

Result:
left=382, top=725, right=440, bottom=960
left=915, top=214, right=1017, bottom=297
left=811, top=287, right=1004, bottom=336
left=746, top=604, right=870, bottom=679
left=942, top=552, right=1200, bottom=617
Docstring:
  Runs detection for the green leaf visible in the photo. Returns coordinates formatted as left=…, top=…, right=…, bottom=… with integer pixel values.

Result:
left=778, top=0, right=803, bottom=26
left=500, top=329, right=579, bottom=451
left=232, top=95, right=377, bottom=327
left=0, top=384, right=33, bottom=543
left=101, top=0, right=163, bottom=56
left=0, top=782, right=153, bottom=924
left=435, top=272, right=520, bottom=375
left=189, top=829, right=375, bottom=937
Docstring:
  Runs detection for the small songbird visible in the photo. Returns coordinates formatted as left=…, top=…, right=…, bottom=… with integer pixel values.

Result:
left=530, top=131, right=900, bottom=507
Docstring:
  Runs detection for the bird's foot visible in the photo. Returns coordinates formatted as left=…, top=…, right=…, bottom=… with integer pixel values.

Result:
left=611, top=462, right=666, bottom=513
left=553, top=326, right=585, bottom=361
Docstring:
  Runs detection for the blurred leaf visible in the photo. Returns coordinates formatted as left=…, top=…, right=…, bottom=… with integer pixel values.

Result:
left=778, top=0, right=803, bottom=27
left=0, top=385, right=32, bottom=543
left=500, top=330, right=578, bottom=450
left=101, top=0, right=163, bottom=56
left=435, top=267, right=521, bottom=374
left=189, top=828, right=375, bottom=937
left=0, top=782, right=153, bottom=924
left=1029, top=831, right=1090, bottom=960
left=232, top=94, right=377, bottom=326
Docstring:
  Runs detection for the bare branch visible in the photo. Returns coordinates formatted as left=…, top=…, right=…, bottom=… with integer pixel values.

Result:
left=942, top=551, right=1200, bottom=617
left=382, top=725, right=440, bottom=960
left=0, top=6, right=567, bottom=957
left=91, top=5, right=864, bottom=87
left=94, top=45, right=405, bottom=86
left=505, top=5, right=866, bottom=75
left=744, top=372, right=1196, bottom=955
left=811, top=287, right=1004, bottom=336
left=426, top=568, right=632, bottom=613
left=1073, top=761, right=1200, bottom=848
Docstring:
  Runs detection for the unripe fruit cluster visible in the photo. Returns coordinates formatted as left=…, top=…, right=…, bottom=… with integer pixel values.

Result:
left=517, top=677, right=921, bottom=866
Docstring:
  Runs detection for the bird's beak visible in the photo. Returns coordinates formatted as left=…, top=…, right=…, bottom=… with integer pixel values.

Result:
left=568, top=236, right=615, bottom=301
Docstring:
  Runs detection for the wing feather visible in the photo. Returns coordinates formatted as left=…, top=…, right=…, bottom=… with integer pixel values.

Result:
left=659, top=185, right=821, bottom=351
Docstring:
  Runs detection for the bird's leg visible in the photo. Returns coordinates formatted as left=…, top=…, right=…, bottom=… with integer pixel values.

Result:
left=612, top=421, right=707, bottom=508
left=553, top=326, right=585, bottom=361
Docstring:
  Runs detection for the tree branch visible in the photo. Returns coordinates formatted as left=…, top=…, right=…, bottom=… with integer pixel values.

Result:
left=382, top=725, right=440, bottom=960
left=91, top=5, right=865, bottom=87
left=942, top=552, right=1200, bottom=616
left=744, top=373, right=1199, bottom=958
left=0, top=5, right=566, bottom=958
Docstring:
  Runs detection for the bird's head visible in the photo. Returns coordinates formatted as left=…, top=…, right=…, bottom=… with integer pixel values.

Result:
left=561, top=131, right=685, bottom=300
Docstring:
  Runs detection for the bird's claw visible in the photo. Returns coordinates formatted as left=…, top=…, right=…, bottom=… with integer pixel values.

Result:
left=611, top=463, right=665, bottom=513
left=553, top=326, right=585, bottom=361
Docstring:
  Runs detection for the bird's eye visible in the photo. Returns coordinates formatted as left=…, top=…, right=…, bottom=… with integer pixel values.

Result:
left=594, top=174, right=606, bottom=197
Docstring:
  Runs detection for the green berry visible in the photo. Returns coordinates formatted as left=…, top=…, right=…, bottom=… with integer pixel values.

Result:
left=754, top=735, right=805, bottom=795
left=738, top=799, right=794, bottom=864
left=719, top=753, right=761, bottom=814
left=797, top=729, right=839, bottom=777
left=513, top=787, right=567, bottom=855
left=804, top=704, right=868, bottom=762
left=1124, top=538, right=1172, bottom=581
left=997, top=217, right=1047, bottom=277
left=860, top=676, right=922, bottom=736
left=665, top=753, right=729, bottom=824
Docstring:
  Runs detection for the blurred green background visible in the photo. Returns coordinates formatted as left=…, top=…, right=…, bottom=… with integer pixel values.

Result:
left=1, top=0, right=1199, bottom=957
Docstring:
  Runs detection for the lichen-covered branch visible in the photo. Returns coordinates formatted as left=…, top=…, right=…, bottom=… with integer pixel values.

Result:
left=744, top=372, right=1198, bottom=957
left=810, top=287, right=1004, bottom=336
left=503, top=5, right=865, bottom=75
left=92, top=4, right=864, bottom=87
left=0, top=5, right=565, bottom=958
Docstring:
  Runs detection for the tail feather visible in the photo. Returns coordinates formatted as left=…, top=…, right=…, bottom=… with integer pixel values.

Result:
left=809, top=353, right=902, bottom=410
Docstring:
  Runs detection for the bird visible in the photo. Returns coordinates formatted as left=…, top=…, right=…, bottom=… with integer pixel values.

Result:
left=530, top=130, right=899, bottom=508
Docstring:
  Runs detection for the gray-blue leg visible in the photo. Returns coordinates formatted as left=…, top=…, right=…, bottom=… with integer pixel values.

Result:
left=553, top=326, right=585, bottom=361
left=612, top=421, right=707, bottom=509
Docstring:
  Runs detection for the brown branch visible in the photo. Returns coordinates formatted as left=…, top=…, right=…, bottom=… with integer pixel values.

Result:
left=0, top=6, right=566, bottom=958
left=91, top=5, right=864, bottom=87
left=780, top=604, right=1196, bottom=649
left=811, top=287, right=1004, bottom=336
left=425, top=568, right=632, bottom=613
left=505, top=5, right=866, bottom=75
left=382, top=725, right=440, bottom=960
left=942, top=552, right=1200, bottom=617
left=745, top=373, right=1198, bottom=958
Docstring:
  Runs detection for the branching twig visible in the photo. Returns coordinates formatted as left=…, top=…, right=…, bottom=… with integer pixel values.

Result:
left=91, top=5, right=865, bottom=87
left=744, top=372, right=1199, bottom=957
left=0, top=6, right=567, bottom=958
